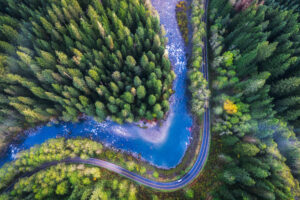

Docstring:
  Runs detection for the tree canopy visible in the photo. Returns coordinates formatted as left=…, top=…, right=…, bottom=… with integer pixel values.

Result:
left=0, top=0, right=175, bottom=153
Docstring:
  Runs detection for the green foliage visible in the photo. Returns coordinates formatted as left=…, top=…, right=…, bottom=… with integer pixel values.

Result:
left=0, top=163, right=138, bottom=200
left=207, top=0, right=300, bottom=199
left=187, top=0, right=211, bottom=120
left=210, top=0, right=300, bottom=131
left=0, top=138, right=103, bottom=191
left=265, top=0, right=300, bottom=12
left=188, top=70, right=210, bottom=118
left=185, top=189, right=194, bottom=199
left=0, top=0, right=175, bottom=152
left=153, top=171, right=159, bottom=178
left=0, top=137, right=177, bottom=199
left=148, top=94, right=156, bottom=106
left=56, top=180, right=69, bottom=195
left=137, top=85, right=146, bottom=99
left=176, top=1, right=189, bottom=44
left=122, top=91, right=134, bottom=104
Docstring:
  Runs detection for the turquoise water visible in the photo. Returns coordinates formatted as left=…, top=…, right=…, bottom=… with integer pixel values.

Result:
left=0, top=0, right=193, bottom=169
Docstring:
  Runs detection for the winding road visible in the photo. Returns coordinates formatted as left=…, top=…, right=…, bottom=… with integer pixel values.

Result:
left=3, top=0, right=210, bottom=192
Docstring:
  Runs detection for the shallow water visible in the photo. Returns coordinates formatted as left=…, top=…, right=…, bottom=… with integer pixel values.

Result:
left=0, top=0, right=192, bottom=169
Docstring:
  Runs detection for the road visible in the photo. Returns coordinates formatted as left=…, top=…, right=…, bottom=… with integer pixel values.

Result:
left=3, top=0, right=210, bottom=192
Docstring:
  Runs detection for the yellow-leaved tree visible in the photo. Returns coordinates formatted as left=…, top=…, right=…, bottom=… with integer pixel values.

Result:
left=223, top=100, right=238, bottom=114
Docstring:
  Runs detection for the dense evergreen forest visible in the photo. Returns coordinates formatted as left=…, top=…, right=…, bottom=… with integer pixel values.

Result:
left=265, top=0, right=300, bottom=12
left=208, top=0, right=300, bottom=199
left=0, top=0, right=174, bottom=153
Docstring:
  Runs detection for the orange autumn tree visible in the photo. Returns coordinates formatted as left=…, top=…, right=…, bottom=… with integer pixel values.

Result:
left=223, top=100, right=238, bottom=114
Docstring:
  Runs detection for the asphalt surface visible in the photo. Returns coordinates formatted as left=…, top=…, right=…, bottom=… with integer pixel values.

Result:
left=3, top=0, right=210, bottom=192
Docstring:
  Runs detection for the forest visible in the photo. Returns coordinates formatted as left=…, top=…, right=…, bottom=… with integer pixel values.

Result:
left=0, top=139, right=146, bottom=199
left=0, top=138, right=197, bottom=200
left=0, top=0, right=174, bottom=154
left=1, top=0, right=300, bottom=199
left=206, top=0, right=300, bottom=199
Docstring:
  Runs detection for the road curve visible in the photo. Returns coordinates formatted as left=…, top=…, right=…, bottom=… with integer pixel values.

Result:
left=4, top=0, right=210, bottom=192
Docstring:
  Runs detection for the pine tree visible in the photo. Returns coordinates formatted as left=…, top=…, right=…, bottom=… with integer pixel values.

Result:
left=271, top=77, right=300, bottom=96
left=122, top=92, right=134, bottom=104
left=0, top=24, right=19, bottom=43
left=0, top=41, right=15, bottom=55
left=133, top=76, right=142, bottom=87
left=238, top=72, right=270, bottom=95
left=73, top=77, right=90, bottom=94
left=256, top=41, right=277, bottom=62
left=136, top=85, right=146, bottom=99
left=148, top=95, right=156, bottom=106
left=109, top=82, right=119, bottom=94
left=125, top=56, right=136, bottom=68
left=105, top=35, right=114, bottom=50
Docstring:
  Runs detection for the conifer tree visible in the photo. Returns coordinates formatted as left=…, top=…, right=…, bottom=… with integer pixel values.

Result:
left=137, top=85, right=146, bottom=99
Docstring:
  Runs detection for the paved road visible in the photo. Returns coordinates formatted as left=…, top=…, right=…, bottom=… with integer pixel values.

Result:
left=4, top=0, right=210, bottom=192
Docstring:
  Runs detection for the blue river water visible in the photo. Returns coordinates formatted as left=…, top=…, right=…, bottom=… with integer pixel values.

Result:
left=0, top=0, right=193, bottom=169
